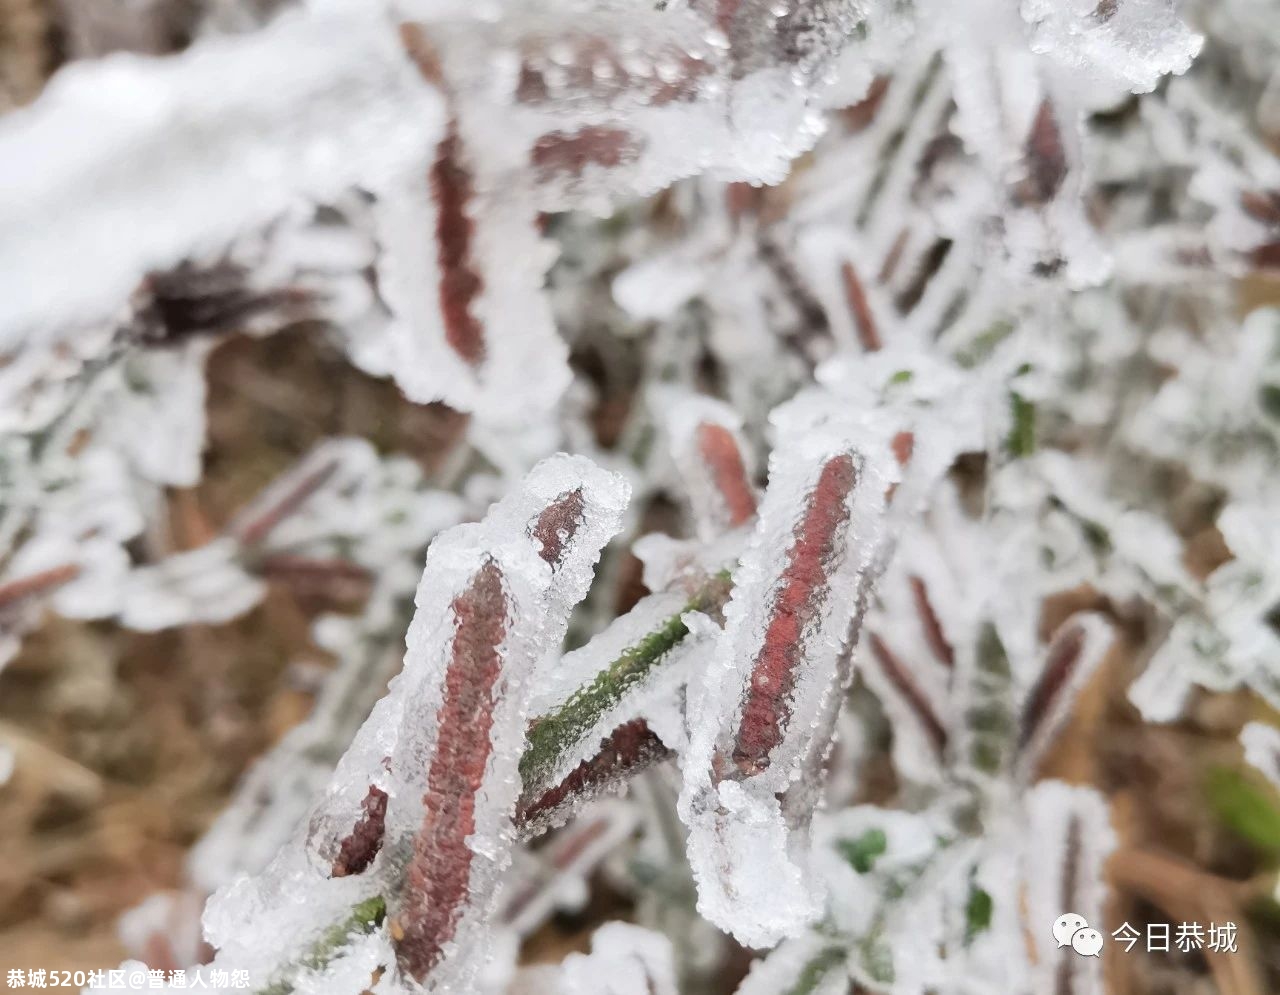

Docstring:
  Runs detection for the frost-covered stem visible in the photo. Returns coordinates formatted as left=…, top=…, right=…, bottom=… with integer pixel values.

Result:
left=909, top=574, right=953, bottom=668
left=730, top=453, right=860, bottom=774
left=786, top=946, right=847, bottom=995
left=257, top=555, right=373, bottom=596
left=866, top=632, right=948, bottom=759
left=840, top=261, right=882, bottom=352
left=254, top=896, right=386, bottom=995
left=232, top=458, right=341, bottom=547
left=516, top=718, right=672, bottom=833
left=252, top=569, right=718, bottom=988
left=0, top=563, right=81, bottom=608
left=394, top=559, right=510, bottom=981
left=518, top=570, right=733, bottom=793
left=694, top=423, right=757, bottom=528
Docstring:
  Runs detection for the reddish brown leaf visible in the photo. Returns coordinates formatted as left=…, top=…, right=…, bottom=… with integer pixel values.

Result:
left=530, top=127, right=642, bottom=181
left=0, top=563, right=81, bottom=610
left=399, top=22, right=444, bottom=84
left=732, top=454, right=858, bottom=775
left=135, top=261, right=301, bottom=344
left=867, top=632, right=948, bottom=759
left=894, top=239, right=952, bottom=313
left=528, top=488, right=587, bottom=568
left=909, top=575, right=953, bottom=668
left=431, top=126, right=487, bottom=366
left=233, top=458, right=340, bottom=547
left=516, top=719, right=671, bottom=830
left=1018, top=621, right=1087, bottom=754
left=878, top=227, right=910, bottom=284
left=258, top=555, right=373, bottom=601
left=394, top=560, right=508, bottom=981
left=331, top=785, right=389, bottom=878
left=501, top=816, right=613, bottom=924
left=883, top=430, right=914, bottom=504
left=1019, top=99, right=1068, bottom=206
left=841, top=261, right=882, bottom=352
left=696, top=423, right=758, bottom=528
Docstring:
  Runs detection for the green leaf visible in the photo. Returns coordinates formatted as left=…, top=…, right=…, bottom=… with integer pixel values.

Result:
left=784, top=947, right=847, bottom=995
left=964, top=884, right=993, bottom=944
left=256, top=894, right=386, bottom=995
left=1205, top=766, right=1280, bottom=861
left=836, top=828, right=888, bottom=874
left=967, top=622, right=1015, bottom=775
left=1006, top=391, right=1036, bottom=458
left=1259, top=384, right=1280, bottom=422
left=955, top=320, right=1015, bottom=369
left=519, top=571, right=733, bottom=790
left=860, top=927, right=895, bottom=984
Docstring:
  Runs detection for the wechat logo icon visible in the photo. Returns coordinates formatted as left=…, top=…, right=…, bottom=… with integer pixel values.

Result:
left=1053, top=913, right=1103, bottom=957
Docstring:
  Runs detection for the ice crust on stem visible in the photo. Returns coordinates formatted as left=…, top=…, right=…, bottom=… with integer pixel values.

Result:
left=680, top=399, right=892, bottom=947
left=202, top=455, right=628, bottom=993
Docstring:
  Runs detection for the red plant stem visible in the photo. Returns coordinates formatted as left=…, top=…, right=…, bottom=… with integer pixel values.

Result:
left=732, top=454, right=858, bottom=775
left=258, top=555, right=372, bottom=585
left=695, top=423, right=758, bottom=527
left=233, top=459, right=340, bottom=547
left=1052, top=813, right=1085, bottom=995
left=909, top=575, right=954, bottom=668
left=726, top=182, right=765, bottom=222
left=866, top=632, right=948, bottom=759
left=1018, top=621, right=1086, bottom=752
left=502, top=815, right=613, bottom=925
left=841, top=261, right=882, bottom=352
left=394, top=560, right=508, bottom=982
left=878, top=227, right=910, bottom=285
left=0, top=563, right=81, bottom=609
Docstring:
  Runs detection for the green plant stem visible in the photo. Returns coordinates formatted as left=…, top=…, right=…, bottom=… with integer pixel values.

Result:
left=785, top=946, right=847, bottom=995
left=255, top=895, right=386, bottom=995
left=518, top=570, right=733, bottom=792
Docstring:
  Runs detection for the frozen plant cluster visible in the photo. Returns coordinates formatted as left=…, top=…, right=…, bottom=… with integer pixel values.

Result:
left=0, top=0, right=1278, bottom=992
